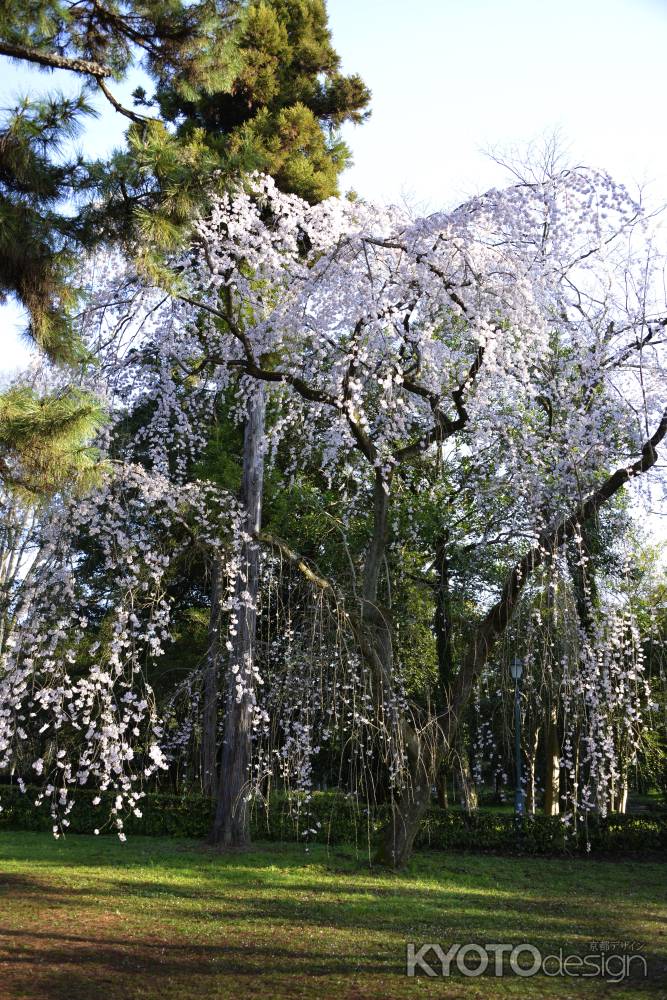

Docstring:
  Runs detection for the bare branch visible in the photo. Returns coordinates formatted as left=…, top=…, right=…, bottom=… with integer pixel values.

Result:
left=97, top=79, right=155, bottom=123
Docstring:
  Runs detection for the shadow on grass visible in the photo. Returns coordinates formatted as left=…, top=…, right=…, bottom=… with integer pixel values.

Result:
left=0, top=871, right=665, bottom=997
left=0, top=923, right=663, bottom=1000
left=0, top=834, right=665, bottom=999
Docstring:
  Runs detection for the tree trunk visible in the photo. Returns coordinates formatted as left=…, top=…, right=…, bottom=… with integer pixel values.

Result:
left=375, top=759, right=433, bottom=867
left=436, top=765, right=449, bottom=810
left=350, top=473, right=435, bottom=867
left=202, top=557, right=223, bottom=798
left=434, top=532, right=454, bottom=694
left=567, top=516, right=599, bottom=634
left=210, top=386, right=266, bottom=847
left=493, top=769, right=504, bottom=804
left=457, top=749, right=478, bottom=813
left=544, top=703, right=560, bottom=816
left=371, top=410, right=667, bottom=863
left=525, top=728, right=539, bottom=815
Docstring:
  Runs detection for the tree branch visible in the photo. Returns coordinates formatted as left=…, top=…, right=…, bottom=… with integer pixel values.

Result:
left=394, top=346, right=485, bottom=462
left=256, top=531, right=335, bottom=594
left=442, top=406, right=667, bottom=734
left=97, top=79, right=154, bottom=123
left=0, top=41, right=112, bottom=78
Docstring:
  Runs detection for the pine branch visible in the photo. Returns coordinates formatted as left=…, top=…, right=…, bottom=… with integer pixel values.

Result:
left=97, top=79, right=154, bottom=124
left=0, top=41, right=112, bottom=78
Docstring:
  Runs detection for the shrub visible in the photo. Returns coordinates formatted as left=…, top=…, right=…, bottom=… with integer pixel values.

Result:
left=0, top=785, right=663, bottom=856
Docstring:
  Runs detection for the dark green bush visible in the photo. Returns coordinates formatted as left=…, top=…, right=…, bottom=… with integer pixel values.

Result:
left=0, top=785, right=663, bottom=856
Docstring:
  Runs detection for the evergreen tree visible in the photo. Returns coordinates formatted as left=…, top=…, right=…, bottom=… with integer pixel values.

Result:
left=0, top=1, right=368, bottom=494
left=0, top=0, right=236, bottom=353
left=0, top=1, right=369, bottom=347
left=0, top=376, right=104, bottom=496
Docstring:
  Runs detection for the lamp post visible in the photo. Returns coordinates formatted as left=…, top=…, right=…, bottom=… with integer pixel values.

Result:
left=510, top=658, right=524, bottom=817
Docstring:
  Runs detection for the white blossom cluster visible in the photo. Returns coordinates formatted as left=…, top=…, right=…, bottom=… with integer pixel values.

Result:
left=95, top=170, right=665, bottom=531
left=0, top=465, right=242, bottom=835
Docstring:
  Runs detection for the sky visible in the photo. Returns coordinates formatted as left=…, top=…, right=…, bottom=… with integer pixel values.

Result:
left=3, top=0, right=667, bottom=371
left=328, top=0, right=667, bottom=210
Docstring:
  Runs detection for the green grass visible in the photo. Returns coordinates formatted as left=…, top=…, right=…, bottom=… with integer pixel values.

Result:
left=0, top=832, right=664, bottom=999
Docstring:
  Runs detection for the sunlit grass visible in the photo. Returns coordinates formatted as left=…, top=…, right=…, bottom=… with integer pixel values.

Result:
left=0, top=832, right=664, bottom=998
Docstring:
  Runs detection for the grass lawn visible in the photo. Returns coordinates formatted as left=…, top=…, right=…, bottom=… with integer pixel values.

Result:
left=0, top=832, right=664, bottom=999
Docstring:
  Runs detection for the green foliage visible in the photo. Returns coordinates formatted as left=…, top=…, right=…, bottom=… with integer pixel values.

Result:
left=0, top=0, right=235, bottom=353
left=192, top=397, right=243, bottom=493
left=153, top=0, right=370, bottom=205
left=1, top=786, right=664, bottom=855
left=0, top=0, right=370, bottom=504
left=415, top=809, right=667, bottom=855
left=0, top=383, right=105, bottom=496
left=0, top=0, right=228, bottom=82
left=0, top=93, right=96, bottom=362
left=0, top=0, right=370, bottom=351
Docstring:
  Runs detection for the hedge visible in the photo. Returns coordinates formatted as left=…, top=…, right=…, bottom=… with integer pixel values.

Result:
left=0, top=785, right=664, bottom=856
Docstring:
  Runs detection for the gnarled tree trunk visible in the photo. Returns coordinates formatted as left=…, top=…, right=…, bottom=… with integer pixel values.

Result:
left=352, top=473, right=437, bottom=867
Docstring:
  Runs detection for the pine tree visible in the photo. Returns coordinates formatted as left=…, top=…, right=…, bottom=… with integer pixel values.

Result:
left=0, top=93, right=95, bottom=362
left=0, top=380, right=104, bottom=496
left=0, top=1, right=243, bottom=479
left=0, top=1, right=370, bottom=347
left=0, top=1, right=243, bottom=350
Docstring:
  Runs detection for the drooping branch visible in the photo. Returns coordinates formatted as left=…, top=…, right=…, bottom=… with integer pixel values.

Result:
left=256, top=527, right=393, bottom=691
left=442, top=405, right=667, bottom=735
left=256, top=530, right=336, bottom=595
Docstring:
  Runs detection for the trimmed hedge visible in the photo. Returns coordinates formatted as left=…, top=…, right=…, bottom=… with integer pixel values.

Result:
left=0, top=785, right=664, bottom=855
left=414, top=808, right=667, bottom=854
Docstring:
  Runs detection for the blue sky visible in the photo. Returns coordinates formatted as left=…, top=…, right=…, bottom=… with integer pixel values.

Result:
left=328, top=0, right=667, bottom=208
left=2, top=0, right=667, bottom=368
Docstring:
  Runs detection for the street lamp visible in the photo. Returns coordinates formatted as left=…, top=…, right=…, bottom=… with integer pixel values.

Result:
left=510, top=658, right=524, bottom=817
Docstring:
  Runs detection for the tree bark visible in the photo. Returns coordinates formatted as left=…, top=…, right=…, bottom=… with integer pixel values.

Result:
left=436, top=765, right=449, bottom=810
left=457, top=749, right=478, bottom=813
left=525, top=728, right=540, bottom=815
left=374, top=761, right=432, bottom=867
left=0, top=41, right=111, bottom=77
left=349, top=473, right=436, bottom=867
left=544, top=703, right=560, bottom=816
left=202, top=557, right=224, bottom=798
left=567, top=516, right=599, bottom=634
left=210, top=386, right=266, bottom=847
left=434, top=532, right=454, bottom=696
